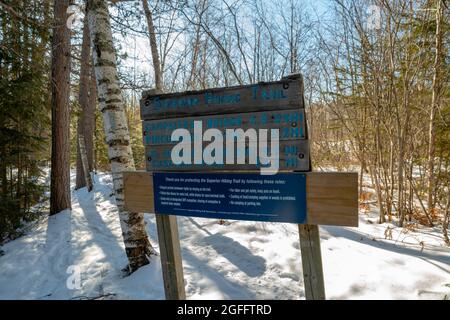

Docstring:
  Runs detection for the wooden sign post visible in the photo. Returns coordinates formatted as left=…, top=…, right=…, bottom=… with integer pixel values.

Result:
left=124, top=74, right=358, bottom=300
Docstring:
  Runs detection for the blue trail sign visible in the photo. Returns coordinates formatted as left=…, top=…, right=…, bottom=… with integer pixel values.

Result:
left=153, top=172, right=307, bottom=223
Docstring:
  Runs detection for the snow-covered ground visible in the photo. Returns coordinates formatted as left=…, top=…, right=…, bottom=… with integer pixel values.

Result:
left=0, top=173, right=449, bottom=300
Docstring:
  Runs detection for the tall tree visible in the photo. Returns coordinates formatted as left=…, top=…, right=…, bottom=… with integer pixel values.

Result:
left=50, top=0, right=71, bottom=215
left=86, top=0, right=154, bottom=272
left=142, top=0, right=163, bottom=91
left=75, top=12, right=95, bottom=190
left=427, top=0, right=445, bottom=215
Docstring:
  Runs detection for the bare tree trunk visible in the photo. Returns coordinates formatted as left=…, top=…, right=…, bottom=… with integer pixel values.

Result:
left=398, top=87, right=411, bottom=227
left=370, top=165, right=385, bottom=224
left=388, top=138, right=394, bottom=220
left=89, top=63, right=97, bottom=172
left=1, top=145, right=7, bottom=200
left=78, top=133, right=93, bottom=192
left=50, top=0, right=71, bottom=215
left=443, top=196, right=450, bottom=246
left=87, top=0, right=154, bottom=272
left=427, top=0, right=444, bottom=215
left=375, top=123, right=385, bottom=224
left=142, top=0, right=163, bottom=91
left=76, top=12, right=94, bottom=190
left=187, top=0, right=206, bottom=89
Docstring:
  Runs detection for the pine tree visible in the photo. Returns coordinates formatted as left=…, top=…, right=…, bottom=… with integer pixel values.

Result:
left=75, top=10, right=95, bottom=191
left=0, top=0, right=52, bottom=239
left=50, top=0, right=71, bottom=215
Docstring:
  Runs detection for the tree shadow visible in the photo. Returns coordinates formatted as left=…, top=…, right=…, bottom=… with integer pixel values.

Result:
left=198, top=233, right=267, bottom=278
left=186, top=217, right=213, bottom=236
left=182, top=248, right=256, bottom=299
left=37, top=209, right=74, bottom=299
left=182, top=217, right=267, bottom=277
left=322, top=226, right=450, bottom=267
left=73, top=188, right=126, bottom=266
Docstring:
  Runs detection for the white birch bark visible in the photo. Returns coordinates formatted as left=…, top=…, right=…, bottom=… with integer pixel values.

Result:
left=87, top=0, right=154, bottom=272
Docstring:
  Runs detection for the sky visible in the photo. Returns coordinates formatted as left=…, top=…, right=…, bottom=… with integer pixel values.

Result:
left=104, top=0, right=335, bottom=104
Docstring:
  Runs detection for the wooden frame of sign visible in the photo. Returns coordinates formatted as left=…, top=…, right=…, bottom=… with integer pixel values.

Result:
left=124, top=74, right=358, bottom=300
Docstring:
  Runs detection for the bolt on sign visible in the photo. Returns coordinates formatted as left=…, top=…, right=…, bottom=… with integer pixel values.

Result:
left=124, top=74, right=358, bottom=300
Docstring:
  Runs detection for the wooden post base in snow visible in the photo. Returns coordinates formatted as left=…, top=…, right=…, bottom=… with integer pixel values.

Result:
left=299, top=224, right=326, bottom=300
left=155, top=214, right=186, bottom=300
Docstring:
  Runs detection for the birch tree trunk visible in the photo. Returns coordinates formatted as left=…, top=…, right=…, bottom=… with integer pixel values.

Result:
left=87, top=0, right=154, bottom=272
left=50, top=0, right=71, bottom=215
left=142, top=0, right=163, bottom=91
